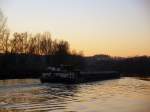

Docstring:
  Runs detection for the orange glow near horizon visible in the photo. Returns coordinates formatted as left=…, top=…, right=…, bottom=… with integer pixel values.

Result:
left=0, top=0, right=150, bottom=57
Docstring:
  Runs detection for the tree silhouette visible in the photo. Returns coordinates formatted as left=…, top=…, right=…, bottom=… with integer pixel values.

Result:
left=0, top=9, right=10, bottom=53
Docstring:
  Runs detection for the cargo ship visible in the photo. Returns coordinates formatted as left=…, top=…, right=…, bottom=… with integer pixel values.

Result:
left=40, top=65, right=120, bottom=84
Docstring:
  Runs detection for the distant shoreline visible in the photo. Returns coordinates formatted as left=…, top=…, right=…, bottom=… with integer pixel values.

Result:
left=0, top=53, right=150, bottom=80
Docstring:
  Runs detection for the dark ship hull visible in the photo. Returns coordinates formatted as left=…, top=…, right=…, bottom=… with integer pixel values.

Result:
left=40, top=71, right=120, bottom=84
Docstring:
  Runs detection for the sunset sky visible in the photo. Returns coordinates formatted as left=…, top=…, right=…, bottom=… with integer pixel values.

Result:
left=0, top=0, right=150, bottom=56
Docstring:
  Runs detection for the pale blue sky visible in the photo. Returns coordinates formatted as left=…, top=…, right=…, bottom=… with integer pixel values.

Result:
left=0, top=0, right=150, bottom=56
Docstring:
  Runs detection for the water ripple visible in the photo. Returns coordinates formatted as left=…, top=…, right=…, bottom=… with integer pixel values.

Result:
left=0, top=77, right=150, bottom=112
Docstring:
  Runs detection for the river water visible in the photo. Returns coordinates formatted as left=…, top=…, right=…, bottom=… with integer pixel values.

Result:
left=0, top=77, right=150, bottom=112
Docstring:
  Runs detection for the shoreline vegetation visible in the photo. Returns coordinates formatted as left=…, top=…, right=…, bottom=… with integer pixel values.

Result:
left=0, top=31, right=85, bottom=79
left=0, top=49, right=150, bottom=79
left=0, top=10, right=150, bottom=79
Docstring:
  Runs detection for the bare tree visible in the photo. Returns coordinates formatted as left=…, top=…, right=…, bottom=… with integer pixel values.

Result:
left=10, top=33, right=18, bottom=53
left=22, top=32, right=28, bottom=54
left=0, top=9, right=7, bottom=33
left=39, top=32, right=52, bottom=55
left=0, top=9, right=10, bottom=53
left=2, top=30, right=10, bottom=53
left=57, top=40, right=70, bottom=55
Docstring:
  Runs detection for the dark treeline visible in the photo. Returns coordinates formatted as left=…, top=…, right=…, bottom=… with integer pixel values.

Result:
left=85, top=55, right=150, bottom=76
left=0, top=53, right=84, bottom=79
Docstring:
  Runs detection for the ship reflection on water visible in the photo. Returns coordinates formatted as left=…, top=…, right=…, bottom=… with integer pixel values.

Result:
left=0, top=77, right=150, bottom=112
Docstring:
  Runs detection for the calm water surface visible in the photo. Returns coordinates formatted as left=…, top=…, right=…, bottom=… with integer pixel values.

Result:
left=0, top=77, right=150, bottom=112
